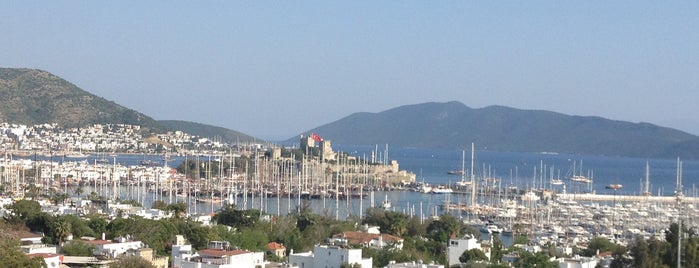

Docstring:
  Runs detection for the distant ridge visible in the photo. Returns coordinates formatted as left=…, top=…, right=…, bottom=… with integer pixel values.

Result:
left=291, top=101, right=699, bottom=159
left=158, top=120, right=259, bottom=144
left=0, top=68, right=261, bottom=142
left=0, top=68, right=162, bottom=132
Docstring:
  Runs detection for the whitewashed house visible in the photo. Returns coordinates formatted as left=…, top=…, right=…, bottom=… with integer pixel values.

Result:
left=447, top=235, right=491, bottom=266
left=289, top=245, right=372, bottom=268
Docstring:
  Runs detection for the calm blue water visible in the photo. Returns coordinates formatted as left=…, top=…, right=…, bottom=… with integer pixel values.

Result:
left=336, top=145, right=699, bottom=197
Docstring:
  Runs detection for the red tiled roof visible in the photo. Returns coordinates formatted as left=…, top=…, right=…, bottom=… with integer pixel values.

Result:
left=336, top=231, right=403, bottom=245
left=199, top=248, right=250, bottom=257
left=267, top=242, right=286, bottom=250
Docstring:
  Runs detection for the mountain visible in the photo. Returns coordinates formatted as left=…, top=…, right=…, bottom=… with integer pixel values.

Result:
left=0, top=68, right=163, bottom=132
left=158, top=120, right=260, bottom=144
left=291, top=101, right=699, bottom=159
left=0, top=68, right=259, bottom=142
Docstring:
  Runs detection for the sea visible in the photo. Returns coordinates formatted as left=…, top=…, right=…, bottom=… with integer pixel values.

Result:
left=335, top=145, right=699, bottom=197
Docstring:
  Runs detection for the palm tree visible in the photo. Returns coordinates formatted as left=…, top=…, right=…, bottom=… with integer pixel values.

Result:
left=24, top=184, right=40, bottom=199
left=53, top=218, right=72, bottom=246
left=74, top=186, right=83, bottom=197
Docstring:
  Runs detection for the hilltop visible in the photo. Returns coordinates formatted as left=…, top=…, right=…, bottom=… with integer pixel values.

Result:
left=0, top=68, right=162, bottom=132
left=0, top=68, right=258, bottom=143
left=291, top=101, right=699, bottom=159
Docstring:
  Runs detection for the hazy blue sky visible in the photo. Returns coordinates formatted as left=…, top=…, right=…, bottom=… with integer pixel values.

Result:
left=2, top=2, right=698, bottom=139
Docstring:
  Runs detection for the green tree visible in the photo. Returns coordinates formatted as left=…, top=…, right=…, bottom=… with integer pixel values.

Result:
left=5, top=199, right=42, bottom=225
left=684, top=238, right=699, bottom=268
left=385, top=210, right=408, bottom=236
left=630, top=236, right=671, bottom=268
left=166, top=202, right=188, bottom=219
left=24, top=184, right=41, bottom=199
left=52, top=217, right=72, bottom=246
left=426, top=214, right=468, bottom=242
left=362, top=246, right=413, bottom=267
left=491, top=235, right=504, bottom=263
left=406, top=216, right=427, bottom=237
left=0, top=239, right=47, bottom=268
left=514, top=251, right=557, bottom=268
left=62, top=214, right=94, bottom=238
left=364, top=207, right=409, bottom=236
left=234, top=228, right=269, bottom=251
left=27, top=213, right=54, bottom=238
left=512, top=235, right=528, bottom=245
left=266, top=216, right=303, bottom=252
left=46, top=187, right=69, bottom=205
left=174, top=220, right=211, bottom=250
left=61, top=240, right=95, bottom=256
left=582, top=236, right=618, bottom=257
left=87, top=215, right=108, bottom=236
left=106, top=217, right=178, bottom=256
left=609, top=244, right=630, bottom=268
left=459, top=248, right=488, bottom=264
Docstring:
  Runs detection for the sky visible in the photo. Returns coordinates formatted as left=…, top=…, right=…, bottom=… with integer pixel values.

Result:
left=1, top=1, right=698, bottom=140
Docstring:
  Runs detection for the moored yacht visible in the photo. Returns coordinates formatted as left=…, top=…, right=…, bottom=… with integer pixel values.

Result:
left=431, top=186, right=453, bottom=194
left=480, top=224, right=502, bottom=234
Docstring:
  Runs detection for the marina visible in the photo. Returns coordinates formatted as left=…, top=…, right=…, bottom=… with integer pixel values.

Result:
left=3, top=146, right=699, bottom=251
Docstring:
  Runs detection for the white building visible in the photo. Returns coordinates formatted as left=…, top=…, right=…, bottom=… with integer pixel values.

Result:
left=558, top=256, right=598, bottom=268
left=447, top=235, right=491, bottom=266
left=26, top=253, right=63, bottom=268
left=289, top=245, right=372, bottom=268
left=386, top=260, right=444, bottom=268
left=82, top=236, right=144, bottom=259
left=171, top=240, right=264, bottom=268
left=21, top=243, right=57, bottom=254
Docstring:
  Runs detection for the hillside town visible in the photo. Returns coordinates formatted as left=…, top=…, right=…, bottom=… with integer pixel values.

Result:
left=0, top=123, right=236, bottom=156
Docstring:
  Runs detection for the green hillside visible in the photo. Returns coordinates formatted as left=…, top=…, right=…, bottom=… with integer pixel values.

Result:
left=0, top=68, right=261, bottom=143
left=293, top=101, right=699, bottom=159
left=0, top=68, right=163, bottom=132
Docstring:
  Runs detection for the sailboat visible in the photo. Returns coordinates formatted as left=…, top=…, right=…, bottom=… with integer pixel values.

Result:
left=642, top=161, right=651, bottom=196
left=568, top=160, right=593, bottom=184
left=455, top=149, right=472, bottom=187
left=381, top=194, right=392, bottom=210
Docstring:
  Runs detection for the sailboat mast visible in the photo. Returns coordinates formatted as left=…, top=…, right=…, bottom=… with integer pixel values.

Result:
left=461, top=150, right=466, bottom=182
left=644, top=161, right=651, bottom=195
left=470, top=143, right=476, bottom=206
left=675, top=157, right=682, bottom=196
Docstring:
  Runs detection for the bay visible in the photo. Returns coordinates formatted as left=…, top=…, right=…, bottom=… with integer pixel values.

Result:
left=337, top=145, right=699, bottom=197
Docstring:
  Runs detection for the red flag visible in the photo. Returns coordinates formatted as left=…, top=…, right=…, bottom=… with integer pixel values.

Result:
left=311, top=133, right=323, bottom=142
